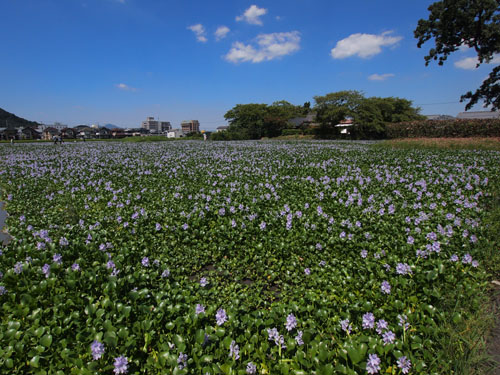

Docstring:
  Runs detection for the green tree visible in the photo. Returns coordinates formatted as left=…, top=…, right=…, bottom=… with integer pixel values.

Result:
left=414, top=0, right=500, bottom=110
left=352, top=97, right=425, bottom=139
left=224, top=104, right=269, bottom=139
left=313, top=90, right=365, bottom=138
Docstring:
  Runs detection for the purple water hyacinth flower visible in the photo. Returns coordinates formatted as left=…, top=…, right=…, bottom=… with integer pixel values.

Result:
left=382, top=330, right=396, bottom=345
left=182, top=223, right=189, bottom=230
left=366, top=353, right=381, bottom=374
left=398, top=314, right=410, bottom=330
left=381, top=280, right=391, bottom=294
left=72, top=263, right=80, bottom=271
left=113, top=356, right=128, bottom=374
left=376, top=319, right=388, bottom=334
left=285, top=313, right=297, bottom=331
left=19, top=215, right=25, bottom=223
left=472, top=260, right=479, bottom=268
left=53, top=253, right=62, bottom=265
left=42, top=264, right=50, bottom=278
left=106, top=261, right=116, bottom=269
left=450, top=254, right=459, bottom=262
left=319, top=260, right=326, bottom=267
left=36, top=241, right=45, bottom=250
left=340, top=319, right=352, bottom=334
left=362, top=313, right=375, bottom=329
left=177, top=352, right=188, bottom=369
left=59, top=237, right=68, bottom=246
left=195, top=304, right=205, bottom=315
left=259, top=221, right=266, bottom=230
left=407, top=236, right=415, bottom=245
left=14, top=262, right=23, bottom=274
left=200, top=277, right=208, bottom=287
left=0, top=286, right=6, bottom=295
left=360, top=250, right=368, bottom=258
left=462, top=253, right=472, bottom=264
left=155, top=223, right=162, bottom=231
left=161, top=269, right=170, bottom=278
left=267, top=327, right=285, bottom=347
left=397, top=356, right=412, bottom=374
left=246, top=362, right=257, bottom=374
left=383, top=263, right=391, bottom=272
left=396, top=263, right=412, bottom=275
left=304, top=268, right=311, bottom=275
left=141, top=257, right=150, bottom=267
left=91, top=340, right=105, bottom=360
left=216, top=308, right=227, bottom=325
left=229, top=340, right=240, bottom=360
left=295, top=330, right=304, bottom=345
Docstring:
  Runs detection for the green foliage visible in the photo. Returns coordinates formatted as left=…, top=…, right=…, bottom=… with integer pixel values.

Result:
left=224, top=102, right=303, bottom=140
left=385, top=119, right=500, bottom=138
left=414, top=0, right=500, bottom=110
left=0, top=141, right=498, bottom=374
left=313, top=92, right=423, bottom=139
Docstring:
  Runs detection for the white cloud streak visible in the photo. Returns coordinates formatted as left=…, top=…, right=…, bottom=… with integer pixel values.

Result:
left=330, top=31, right=402, bottom=59
left=215, top=26, right=230, bottom=41
left=368, top=73, right=395, bottom=81
left=236, top=5, right=267, bottom=25
left=454, top=54, right=500, bottom=69
left=225, top=31, right=300, bottom=63
left=115, top=83, right=136, bottom=91
left=188, top=24, right=208, bottom=43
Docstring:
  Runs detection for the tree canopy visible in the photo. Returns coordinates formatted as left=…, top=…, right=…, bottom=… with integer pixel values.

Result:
left=414, top=0, right=500, bottom=110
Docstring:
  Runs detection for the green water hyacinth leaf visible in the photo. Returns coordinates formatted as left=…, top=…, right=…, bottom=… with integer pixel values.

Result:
left=345, top=342, right=367, bottom=364
left=39, top=334, right=52, bottom=348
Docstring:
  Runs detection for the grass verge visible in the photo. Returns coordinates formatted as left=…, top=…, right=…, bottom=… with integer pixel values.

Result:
left=375, top=137, right=500, bottom=151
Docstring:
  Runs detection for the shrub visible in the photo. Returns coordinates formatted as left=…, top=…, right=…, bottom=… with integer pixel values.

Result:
left=386, top=119, right=500, bottom=138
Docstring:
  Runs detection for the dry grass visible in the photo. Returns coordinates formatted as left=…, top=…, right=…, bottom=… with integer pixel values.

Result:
left=379, top=137, right=500, bottom=151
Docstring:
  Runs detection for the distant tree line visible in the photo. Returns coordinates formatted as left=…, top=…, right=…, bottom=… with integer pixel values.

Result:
left=214, top=91, right=425, bottom=140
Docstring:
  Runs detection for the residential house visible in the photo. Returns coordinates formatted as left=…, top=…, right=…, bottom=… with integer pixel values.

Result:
left=216, top=126, right=229, bottom=132
left=74, top=125, right=96, bottom=139
left=95, top=127, right=111, bottom=139
left=425, top=114, right=456, bottom=121
left=111, top=128, right=126, bottom=138
left=42, top=127, right=60, bottom=140
left=288, top=113, right=317, bottom=128
left=60, top=128, right=76, bottom=139
left=125, top=128, right=149, bottom=137
left=21, top=127, right=41, bottom=140
left=335, top=118, right=354, bottom=135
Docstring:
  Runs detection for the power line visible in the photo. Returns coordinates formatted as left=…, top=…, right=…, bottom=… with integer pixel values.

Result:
left=416, top=101, right=461, bottom=106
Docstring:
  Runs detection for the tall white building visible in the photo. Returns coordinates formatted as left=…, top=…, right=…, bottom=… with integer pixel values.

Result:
left=141, top=117, right=172, bottom=133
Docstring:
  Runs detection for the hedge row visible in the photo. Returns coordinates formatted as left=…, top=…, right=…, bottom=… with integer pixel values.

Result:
left=385, top=119, right=500, bottom=138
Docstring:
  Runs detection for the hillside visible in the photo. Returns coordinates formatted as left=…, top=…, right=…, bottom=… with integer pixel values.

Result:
left=0, top=108, right=39, bottom=128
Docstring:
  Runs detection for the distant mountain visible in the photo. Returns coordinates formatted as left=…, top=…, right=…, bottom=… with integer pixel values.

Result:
left=0, top=108, right=39, bottom=128
left=103, top=123, right=122, bottom=130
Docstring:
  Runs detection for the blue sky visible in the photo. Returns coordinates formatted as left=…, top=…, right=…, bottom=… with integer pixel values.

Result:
left=1, top=0, right=497, bottom=130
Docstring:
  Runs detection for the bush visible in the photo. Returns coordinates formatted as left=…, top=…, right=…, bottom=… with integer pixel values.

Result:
left=386, top=119, right=500, bottom=138
left=281, top=129, right=302, bottom=136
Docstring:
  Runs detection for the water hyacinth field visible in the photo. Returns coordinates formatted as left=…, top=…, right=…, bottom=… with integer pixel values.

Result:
left=0, top=141, right=498, bottom=375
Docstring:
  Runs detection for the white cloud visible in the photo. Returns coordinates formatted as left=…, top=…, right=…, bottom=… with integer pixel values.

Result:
left=236, top=5, right=267, bottom=25
left=330, top=31, right=402, bottom=59
left=115, top=83, right=136, bottom=91
left=215, top=26, right=230, bottom=41
left=454, top=57, right=479, bottom=70
left=225, top=31, right=300, bottom=63
left=454, top=54, right=500, bottom=70
left=368, top=73, right=395, bottom=81
left=188, top=24, right=207, bottom=43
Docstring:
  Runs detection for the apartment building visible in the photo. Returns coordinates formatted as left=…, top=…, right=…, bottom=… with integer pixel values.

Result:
left=141, top=117, right=172, bottom=133
left=181, top=120, right=200, bottom=134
